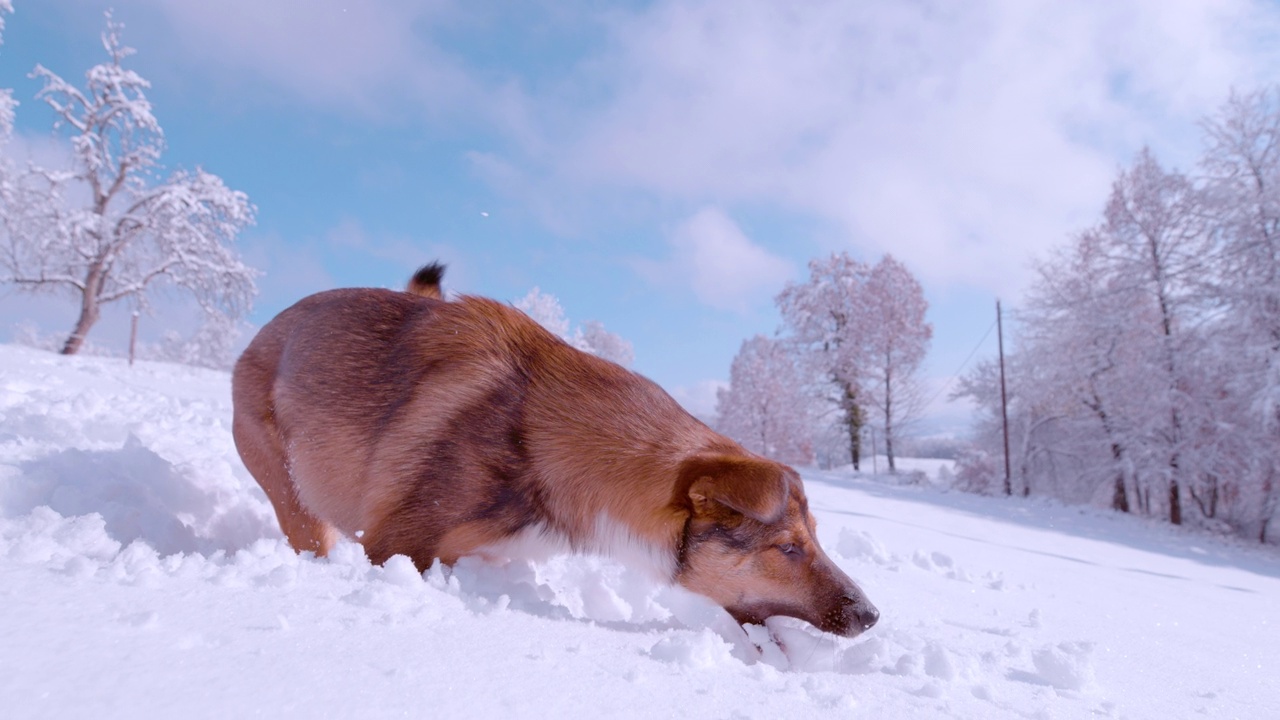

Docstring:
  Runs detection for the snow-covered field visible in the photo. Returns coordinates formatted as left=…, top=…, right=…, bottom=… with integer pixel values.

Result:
left=1, top=343, right=1277, bottom=719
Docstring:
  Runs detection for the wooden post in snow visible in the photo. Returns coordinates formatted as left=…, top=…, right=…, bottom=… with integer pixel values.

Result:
left=870, top=428, right=878, bottom=476
left=128, top=311, right=139, bottom=367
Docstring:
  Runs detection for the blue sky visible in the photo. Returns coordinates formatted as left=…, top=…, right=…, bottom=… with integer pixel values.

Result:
left=3, top=0, right=1279, bottom=430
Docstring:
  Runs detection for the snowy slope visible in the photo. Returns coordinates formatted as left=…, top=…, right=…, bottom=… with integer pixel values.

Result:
left=1, top=344, right=1277, bottom=719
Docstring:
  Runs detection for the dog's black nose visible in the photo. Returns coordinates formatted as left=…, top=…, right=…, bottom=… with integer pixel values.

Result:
left=843, top=595, right=879, bottom=631
left=855, top=602, right=880, bottom=631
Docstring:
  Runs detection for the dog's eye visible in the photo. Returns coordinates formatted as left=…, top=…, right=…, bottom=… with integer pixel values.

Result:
left=777, top=542, right=802, bottom=557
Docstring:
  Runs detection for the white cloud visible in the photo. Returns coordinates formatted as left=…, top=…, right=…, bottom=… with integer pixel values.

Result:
left=638, top=207, right=794, bottom=313
left=113, top=0, right=477, bottom=120
left=509, top=0, right=1280, bottom=298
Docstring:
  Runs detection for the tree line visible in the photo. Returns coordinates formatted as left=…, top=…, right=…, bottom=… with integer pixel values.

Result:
left=955, top=90, right=1280, bottom=543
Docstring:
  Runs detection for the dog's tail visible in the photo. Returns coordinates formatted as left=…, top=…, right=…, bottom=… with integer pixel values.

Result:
left=407, top=262, right=446, bottom=299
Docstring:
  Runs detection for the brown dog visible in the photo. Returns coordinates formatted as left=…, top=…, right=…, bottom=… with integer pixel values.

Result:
left=231, top=264, right=878, bottom=637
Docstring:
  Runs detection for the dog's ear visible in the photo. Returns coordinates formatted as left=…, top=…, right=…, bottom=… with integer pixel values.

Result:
left=680, top=454, right=789, bottom=523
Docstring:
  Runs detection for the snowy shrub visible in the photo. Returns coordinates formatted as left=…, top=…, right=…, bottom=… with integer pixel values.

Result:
left=936, top=463, right=954, bottom=486
left=13, top=321, right=116, bottom=358
left=953, top=450, right=999, bottom=495
left=140, top=314, right=244, bottom=370
left=900, top=469, right=928, bottom=486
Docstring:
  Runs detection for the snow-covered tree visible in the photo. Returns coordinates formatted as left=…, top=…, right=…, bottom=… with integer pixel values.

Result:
left=1200, top=88, right=1280, bottom=541
left=962, top=227, right=1159, bottom=508
left=577, top=320, right=635, bottom=367
left=0, top=14, right=257, bottom=355
left=776, top=252, right=871, bottom=469
left=1, top=1, right=17, bottom=237
left=514, top=287, right=634, bottom=367
left=776, top=252, right=932, bottom=472
left=965, top=153, right=1219, bottom=522
left=514, top=287, right=571, bottom=340
left=1094, top=148, right=1214, bottom=525
left=861, top=255, right=933, bottom=473
left=0, top=1, right=15, bottom=139
left=715, top=335, right=814, bottom=466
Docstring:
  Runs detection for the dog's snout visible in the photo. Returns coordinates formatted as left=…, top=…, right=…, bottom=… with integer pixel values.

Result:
left=843, top=594, right=880, bottom=632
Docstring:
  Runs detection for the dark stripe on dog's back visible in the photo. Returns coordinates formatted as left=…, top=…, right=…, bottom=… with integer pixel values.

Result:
left=371, top=301, right=450, bottom=435
left=405, top=366, right=544, bottom=538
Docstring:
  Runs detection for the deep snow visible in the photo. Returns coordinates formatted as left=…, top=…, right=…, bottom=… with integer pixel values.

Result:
left=1, top=343, right=1277, bottom=719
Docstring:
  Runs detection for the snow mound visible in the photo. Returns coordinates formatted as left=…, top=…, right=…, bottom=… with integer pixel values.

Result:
left=836, top=527, right=893, bottom=565
left=5, top=434, right=270, bottom=555
left=648, top=631, right=737, bottom=668
left=2, top=505, right=121, bottom=567
left=1031, top=641, right=1098, bottom=692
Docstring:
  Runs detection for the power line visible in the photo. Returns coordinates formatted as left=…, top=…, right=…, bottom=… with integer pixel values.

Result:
left=921, top=317, right=998, bottom=412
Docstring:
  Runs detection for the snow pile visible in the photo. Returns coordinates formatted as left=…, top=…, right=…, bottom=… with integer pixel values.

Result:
left=0, top=347, right=276, bottom=559
left=2, top=344, right=1278, bottom=719
left=1031, top=641, right=1098, bottom=693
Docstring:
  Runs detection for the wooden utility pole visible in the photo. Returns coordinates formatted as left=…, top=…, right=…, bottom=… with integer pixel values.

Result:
left=997, top=300, right=1012, bottom=495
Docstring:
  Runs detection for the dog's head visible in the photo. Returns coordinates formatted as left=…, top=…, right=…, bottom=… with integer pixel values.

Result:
left=673, top=453, right=878, bottom=638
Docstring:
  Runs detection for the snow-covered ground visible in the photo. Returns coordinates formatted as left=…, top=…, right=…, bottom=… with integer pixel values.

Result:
left=1, top=343, right=1277, bottom=719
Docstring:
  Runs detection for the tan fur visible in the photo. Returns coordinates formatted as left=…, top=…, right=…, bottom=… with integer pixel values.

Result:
left=231, top=270, right=878, bottom=637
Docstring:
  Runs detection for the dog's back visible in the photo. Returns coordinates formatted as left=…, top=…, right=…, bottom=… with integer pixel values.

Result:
left=233, top=287, right=716, bottom=567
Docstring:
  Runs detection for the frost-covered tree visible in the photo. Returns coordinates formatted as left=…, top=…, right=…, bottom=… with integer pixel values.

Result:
left=0, top=14, right=257, bottom=355
left=0, top=1, right=17, bottom=231
left=966, top=152, right=1215, bottom=522
left=514, top=287, right=634, bottom=367
left=1202, top=91, right=1280, bottom=349
left=715, top=335, right=814, bottom=465
left=1200, top=88, right=1280, bottom=541
left=1095, top=148, right=1214, bottom=525
left=1037, top=232, right=1148, bottom=511
left=777, top=252, right=932, bottom=472
left=0, top=1, right=15, bottom=138
left=514, top=287, right=571, bottom=340
left=957, top=227, right=1160, bottom=509
left=577, top=320, right=635, bottom=367
left=861, top=255, right=933, bottom=473
left=776, top=252, right=871, bottom=469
